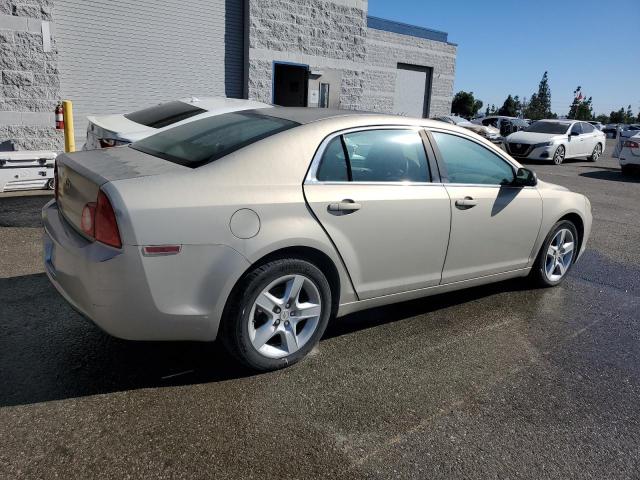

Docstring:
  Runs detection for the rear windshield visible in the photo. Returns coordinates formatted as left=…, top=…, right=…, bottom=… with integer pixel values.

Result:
left=525, top=121, right=570, bottom=134
left=124, top=101, right=206, bottom=128
left=130, top=112, right=299, bottom=168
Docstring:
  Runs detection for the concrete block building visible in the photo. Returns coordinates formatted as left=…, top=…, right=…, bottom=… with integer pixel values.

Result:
left=0, top=0, right=457, bottom=150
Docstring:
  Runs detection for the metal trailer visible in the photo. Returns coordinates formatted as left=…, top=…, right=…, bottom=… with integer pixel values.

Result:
left=0, top=151, right=57, bottom=193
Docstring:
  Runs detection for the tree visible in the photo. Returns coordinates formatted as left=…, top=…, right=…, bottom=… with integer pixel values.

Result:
left=609, top=108, right=625, bottom=123
left=594, top=114, right=609, bottom=124
left=625, top=105, right=634, bottom=123
left=451, top=91, right=483, bottom=118
left=497, top=94, right=519, bottom=117
left=567, top=86, right=593, bottom=120
left=523, top=71, right=553, bottom=120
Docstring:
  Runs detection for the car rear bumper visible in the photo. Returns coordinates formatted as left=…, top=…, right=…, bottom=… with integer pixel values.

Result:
left=42, top=200, right=249, bottom=341
left=619, top=152, right=640, bottom=166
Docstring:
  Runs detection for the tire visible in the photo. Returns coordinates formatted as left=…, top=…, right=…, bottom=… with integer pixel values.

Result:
left=589, top=143, right=602, bottom=162
left=552, top=145, right=565, bottom=165
left=621, top=165, right=633, bottom=176
left=46, top=178, right=55, bottom=190
left=531, top=220, right=579, bottom=287
left=220, top=258, right=332, bottom=371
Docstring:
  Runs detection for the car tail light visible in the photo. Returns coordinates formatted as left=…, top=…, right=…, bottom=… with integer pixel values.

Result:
left=95, top=190, right=122, bottom=248
left=80, top=190, right=122, bottom=248
left=623, top=141, right=639, bottom=149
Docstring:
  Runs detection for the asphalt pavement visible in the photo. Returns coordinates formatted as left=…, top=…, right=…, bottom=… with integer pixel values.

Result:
left=1, top=144, right=639, bottom=479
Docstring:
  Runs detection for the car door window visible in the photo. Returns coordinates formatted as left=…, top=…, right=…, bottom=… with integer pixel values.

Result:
left=315, top=129, right=430, bottom=183
left=431, top=131, right=515, bottom=185
left=570, top=123, right=583, bottom=135
left=581, top=122, right=594, bottom=133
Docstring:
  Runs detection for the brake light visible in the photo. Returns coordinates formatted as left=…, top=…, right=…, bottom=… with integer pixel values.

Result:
left=80, top=190, right=121, bottom=248
left=95, top=190, right=122, bottom=248
left=623, top=141, right=639, bottom=149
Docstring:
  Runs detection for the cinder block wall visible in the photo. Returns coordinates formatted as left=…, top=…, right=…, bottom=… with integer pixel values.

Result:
left=0, top=0, right=62, bottom=150
left=362, top=28, right=457, bottom=117
left=247, top=0, right=368, bottom=106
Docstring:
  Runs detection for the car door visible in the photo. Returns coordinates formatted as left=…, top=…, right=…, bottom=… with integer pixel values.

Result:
left=579, top=122, right=597, bottom=155
left=567, top=122, right=583, bottom=157
left=428, top=130, right=543, bottom=284
left=304, top=127, right=451, bottom=300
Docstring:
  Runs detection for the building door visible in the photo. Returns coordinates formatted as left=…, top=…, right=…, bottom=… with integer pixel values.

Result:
left=273, top=63, right=309, bottom=106
left=393, top=64, right=432, bottom=118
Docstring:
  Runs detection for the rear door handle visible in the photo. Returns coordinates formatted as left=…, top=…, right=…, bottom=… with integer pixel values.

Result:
left=455, top=196, right=478, bottom=209
left=328, top=199, right=361, bottom=213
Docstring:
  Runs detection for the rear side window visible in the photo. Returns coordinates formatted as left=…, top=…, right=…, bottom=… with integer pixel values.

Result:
left=431, top=131, right=514, bottom=185
left=124, top=101, right=206, bottom=128
left=315, top=129, right=430, bottom=183
left=131, top=112, right=299, bottom=168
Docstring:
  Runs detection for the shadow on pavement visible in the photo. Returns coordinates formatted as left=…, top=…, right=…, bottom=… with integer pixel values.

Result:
left=580, top=170, right=640, bottom=183
left=0, top=193, right=51, bottom=228
left=0, top=270, right=534, bottom=408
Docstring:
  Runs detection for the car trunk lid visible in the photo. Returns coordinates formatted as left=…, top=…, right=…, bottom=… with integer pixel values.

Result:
left=56, top=146, right=185, bottom=234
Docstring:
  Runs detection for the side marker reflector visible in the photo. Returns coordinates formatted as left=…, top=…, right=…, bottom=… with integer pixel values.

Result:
left=142, top=245, right=182, bottom=256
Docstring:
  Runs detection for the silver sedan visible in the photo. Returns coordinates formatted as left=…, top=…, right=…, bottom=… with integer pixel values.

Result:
left=43, top=108, right=592, bottom=371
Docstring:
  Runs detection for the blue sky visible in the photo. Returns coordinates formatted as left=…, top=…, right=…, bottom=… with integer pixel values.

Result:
left=368, top=0, right=640, bottom=116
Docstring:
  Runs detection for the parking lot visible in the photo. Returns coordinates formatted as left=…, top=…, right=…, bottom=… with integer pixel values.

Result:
left=1, top=144, right=639, bottom=479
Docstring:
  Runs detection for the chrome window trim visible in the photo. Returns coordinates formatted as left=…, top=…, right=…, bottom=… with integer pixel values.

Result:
left=305, top=125, right=429, bottom=185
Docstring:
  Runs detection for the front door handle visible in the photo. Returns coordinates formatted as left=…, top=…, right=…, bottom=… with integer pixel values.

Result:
left=455, top=196, right=478, bottom=209
left=328, top=199, right=361, bottom=213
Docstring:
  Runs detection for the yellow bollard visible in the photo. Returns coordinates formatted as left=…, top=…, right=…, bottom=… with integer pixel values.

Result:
left=62, top=100, right=75, bottom=153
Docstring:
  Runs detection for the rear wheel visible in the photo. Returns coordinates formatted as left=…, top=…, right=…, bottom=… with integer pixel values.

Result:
left=589, top=143, right=602, bottom=162
left=552, top=145, right=565, bottom=165
left=621, top=165, right=633, bottom=175
left=221, top=258, right=332, bottom=371
left=531, top=220, right=578, bottom=287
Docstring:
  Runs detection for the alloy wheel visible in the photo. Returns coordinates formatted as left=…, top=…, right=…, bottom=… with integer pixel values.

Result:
left=553, top=146, right=565, bottom=165
left=591, top=144, right=601, bottom=161
left=544, top=228, right=575, bottom=282
left=248, top=274, right=322, bottom=359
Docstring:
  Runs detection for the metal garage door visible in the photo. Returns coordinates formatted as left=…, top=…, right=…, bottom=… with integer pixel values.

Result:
left=393, top=64, right=432, bottom=118
left=55, top=0, right=244, bottom=146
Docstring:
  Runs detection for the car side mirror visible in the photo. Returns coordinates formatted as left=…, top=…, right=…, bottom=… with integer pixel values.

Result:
left=514, top=167, right=537, bottom=187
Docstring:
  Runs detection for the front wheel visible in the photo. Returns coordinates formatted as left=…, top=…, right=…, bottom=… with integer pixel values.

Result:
left=531, top=220, right=578, bottom=287
left=552, top=145, right=565, bottom=165
left=589, top=143, right=602, bottom=162
left=220, top=258, right=332, bottom=371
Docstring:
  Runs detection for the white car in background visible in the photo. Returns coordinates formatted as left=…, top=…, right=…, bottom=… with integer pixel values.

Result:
left=83, top=97, right=271, bottom=150
left=505, top=120, right=606, bottom=165
left=618, top=132, right=640, bottom=175
left=432, top=115, right=501, bottom=143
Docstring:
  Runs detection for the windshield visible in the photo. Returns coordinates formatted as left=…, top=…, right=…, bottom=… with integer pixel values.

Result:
left=525, top=121, right=571, bottom=134
left=131, top=112, right=299, bottom=168
left=124, top=101, right=206, bottom=128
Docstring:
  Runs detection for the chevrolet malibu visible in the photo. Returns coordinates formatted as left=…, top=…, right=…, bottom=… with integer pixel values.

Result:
left=43, top=108, right=592, bottom=371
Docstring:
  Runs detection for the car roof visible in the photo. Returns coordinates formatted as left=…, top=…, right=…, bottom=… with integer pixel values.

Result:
left=247, top=107, right=380, bottom=124
left=178, top=96, right=270, bottom=112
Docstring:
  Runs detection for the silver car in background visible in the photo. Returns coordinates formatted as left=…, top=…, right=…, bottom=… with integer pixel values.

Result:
left=44, top=109, right=592, bottom=371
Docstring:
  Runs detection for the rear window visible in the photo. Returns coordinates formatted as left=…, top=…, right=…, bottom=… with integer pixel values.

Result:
left=130, top=112, right=299, bottom=168
left=124, top=101, right=206, bottom=128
